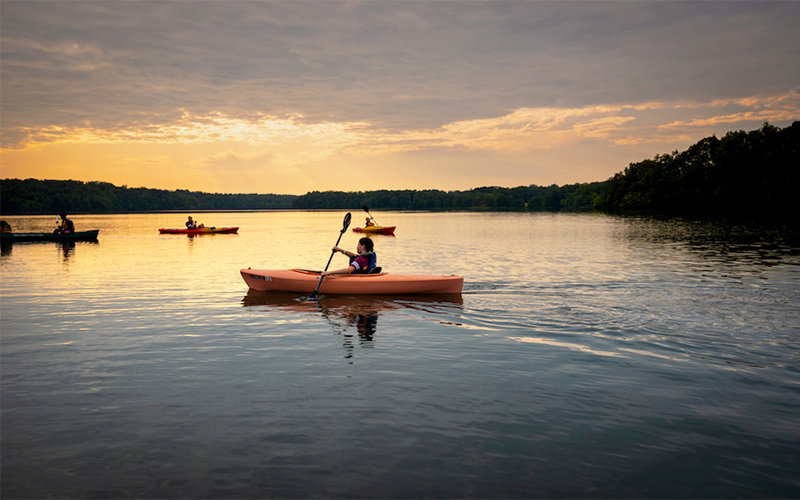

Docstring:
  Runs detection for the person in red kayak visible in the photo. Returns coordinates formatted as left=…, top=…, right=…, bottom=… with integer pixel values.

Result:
left=365, top=217, right=375, bottom=227
left=186, top=216, right=205, bottom=229
left=323, top=237, right=377, bottom=275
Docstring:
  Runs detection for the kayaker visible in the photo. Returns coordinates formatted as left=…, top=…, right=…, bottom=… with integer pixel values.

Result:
left=186, top=216, right=205, bottom=229
left=323, top=237, right=376, bottom=275
left=54, top=212, right=75, bottom=233
left=365, top=217, right=375, bottom=227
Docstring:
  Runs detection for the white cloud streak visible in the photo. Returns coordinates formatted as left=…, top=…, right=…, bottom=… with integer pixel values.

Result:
left=9, top=89, right=797, bottom=153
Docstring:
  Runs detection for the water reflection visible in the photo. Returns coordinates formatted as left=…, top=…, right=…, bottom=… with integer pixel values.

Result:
left=243, top=290, right=464, bottom=358
left=0, top=240, right=98, bottom=259
left=620, top=216, right=800, bottom=265
left=243, top=289, right=463, bottom=312
left=3, top=212, right=799, bottom=499
left=60, top=241, right=76, bottom=259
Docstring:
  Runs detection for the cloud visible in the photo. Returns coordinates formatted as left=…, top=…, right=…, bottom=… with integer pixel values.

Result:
left=5, top=87, right=797, bottom=161
left=7, top=89, right=800, bottom=190
left=192, top=150, right=263, bottom=171
left=3, top=1, right=799, bottom=131
left=1, top=1, right=799, bottom=194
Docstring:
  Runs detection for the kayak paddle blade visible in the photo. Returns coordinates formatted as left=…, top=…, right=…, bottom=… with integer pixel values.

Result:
left=342, top=212, right=352, bottom=233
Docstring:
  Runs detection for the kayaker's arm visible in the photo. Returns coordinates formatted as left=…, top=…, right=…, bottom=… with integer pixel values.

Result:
left=322, top=265, right=356, bottom=276
left=323, top=246, right=356, bottom=275
left=332, top=246, right=354, bottom=258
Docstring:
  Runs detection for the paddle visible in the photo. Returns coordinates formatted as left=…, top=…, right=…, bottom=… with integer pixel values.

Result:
left=362, top=204, right=378, bottom=226
left=308, top=212, right=352, bottom=299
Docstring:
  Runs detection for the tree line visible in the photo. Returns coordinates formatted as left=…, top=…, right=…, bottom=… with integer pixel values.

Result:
left=290, top=182, right=605, bottom=211
left=0, top=179, right=294, bottom=214
left=595, top=121, right=799, bottom=222
left=2, top=121, right=796, bottom=221
left=0, top=178, right=605, bottom=215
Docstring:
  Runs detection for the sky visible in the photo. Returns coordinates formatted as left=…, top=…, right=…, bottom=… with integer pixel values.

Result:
left=1, top=1, right=799, bottom=196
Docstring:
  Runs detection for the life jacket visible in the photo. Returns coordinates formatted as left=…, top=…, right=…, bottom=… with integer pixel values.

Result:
left=349, top=252, right=377, bottom=274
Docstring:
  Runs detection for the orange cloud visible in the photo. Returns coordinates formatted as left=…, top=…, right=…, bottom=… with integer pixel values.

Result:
left=5, top=88, right=798, bottom=158
left=2, top=88, right=798, bottom=194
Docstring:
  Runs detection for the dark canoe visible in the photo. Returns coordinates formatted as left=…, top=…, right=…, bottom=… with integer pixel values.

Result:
left=0, top=230, right=100, bottom=243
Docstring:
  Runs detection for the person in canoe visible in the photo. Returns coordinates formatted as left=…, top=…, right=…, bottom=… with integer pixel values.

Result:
left=186, top=216, right=205, bottom=229
left=323, top=237, right=377, bottom=275
left=54, top=212, right=75, bottom=233
left=365, top=217, right=375, bottom=227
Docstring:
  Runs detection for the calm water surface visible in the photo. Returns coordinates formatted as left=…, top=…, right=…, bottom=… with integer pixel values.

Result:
left=1, top=211, right=799, bottom=499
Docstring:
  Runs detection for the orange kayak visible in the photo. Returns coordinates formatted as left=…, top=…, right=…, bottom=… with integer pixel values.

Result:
left=240, top=268, right=463, bottom=294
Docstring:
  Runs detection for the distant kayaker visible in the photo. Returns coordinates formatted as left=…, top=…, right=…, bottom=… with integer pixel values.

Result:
left=186, top=216, right=205, bottom=229
left=54, top=212, right=74, bottom=233
left=365, top=217, right=375, bottom=227
left=323, top=237, right=376, bottom=275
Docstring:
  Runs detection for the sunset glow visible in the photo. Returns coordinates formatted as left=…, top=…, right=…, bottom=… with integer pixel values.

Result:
left=2, top=1, right=798, bottom=194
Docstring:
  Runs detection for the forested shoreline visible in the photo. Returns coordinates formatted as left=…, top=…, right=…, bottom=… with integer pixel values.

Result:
left=0, top=178, right=604, bottom=215
left=0, top=179, right=295, bottom=214
left=1, top=122, right=797, bottom=222
left=290, top=183, right=604, bottom=211
left=596, top=121, right=799, bottom=222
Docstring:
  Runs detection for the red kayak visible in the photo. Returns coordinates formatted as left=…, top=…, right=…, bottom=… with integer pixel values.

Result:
left=159, top=227, right=238, bottom=234
left=353, top=225, right=396, bottom=235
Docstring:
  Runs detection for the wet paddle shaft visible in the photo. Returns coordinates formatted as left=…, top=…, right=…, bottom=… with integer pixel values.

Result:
left=310, top=212, right=352, bottom=298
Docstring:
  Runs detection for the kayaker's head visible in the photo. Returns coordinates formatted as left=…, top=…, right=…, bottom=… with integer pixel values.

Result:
left=187, top=216, right=193, bottom=221
left=59, top=211, right=67, bottom=219
left=357, top=237, right=374, bottom=254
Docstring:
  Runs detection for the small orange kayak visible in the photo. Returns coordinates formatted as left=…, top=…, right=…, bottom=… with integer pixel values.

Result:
left=353, top=225, right=395, bottom=235
left=159, top=227, right=238, bottom=234
left=240, top=268, right=463, bottom=295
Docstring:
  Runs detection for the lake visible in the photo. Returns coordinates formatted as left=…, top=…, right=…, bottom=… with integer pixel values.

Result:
left=1, top=211, right=799, bottom=499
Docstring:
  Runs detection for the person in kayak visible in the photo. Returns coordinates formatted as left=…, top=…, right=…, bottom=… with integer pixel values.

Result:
left=365, top=217, right=375, bottom=227
left=323, top=237, right=376, bottom=275
left=186, top=216, right=205, bottom=229
left=54, top=212, right=75, bottom=233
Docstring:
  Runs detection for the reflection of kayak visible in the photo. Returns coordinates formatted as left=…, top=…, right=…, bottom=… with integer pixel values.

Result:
left=241, top=268, right=463, bottom=294
left=353, top=225, right=395, bottom=235
left=159, top=227, right=238, bottom=234
left=242, top=289, right=464, bottom=309
left=0, top=230, right=99, bottom=242
left=243, top=290, right=463, bottom=340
